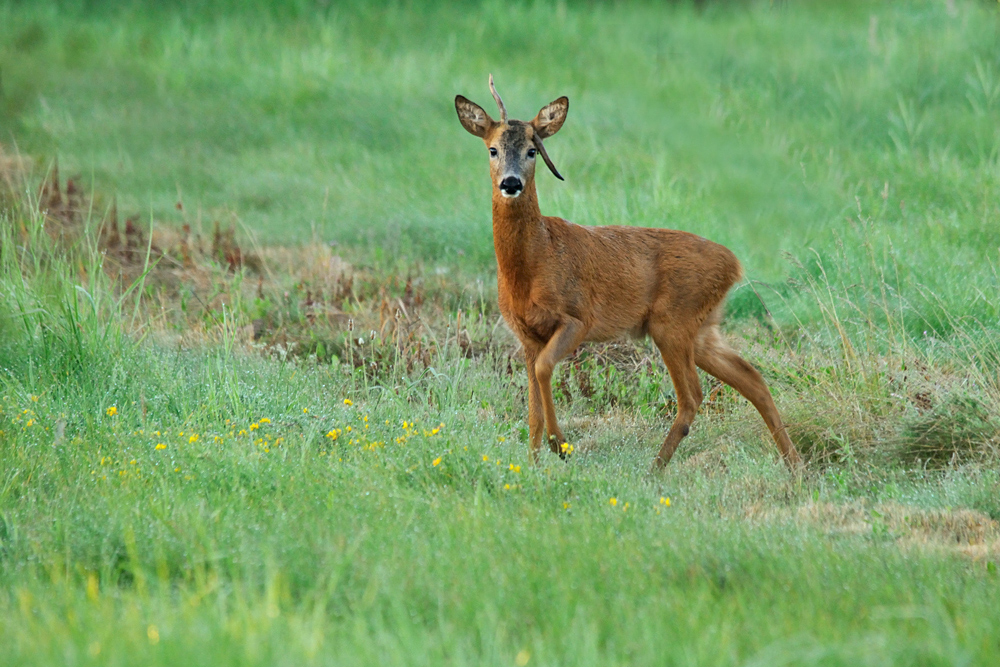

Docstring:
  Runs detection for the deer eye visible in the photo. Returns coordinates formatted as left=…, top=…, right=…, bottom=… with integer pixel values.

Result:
left=527, top=148, right=537, bottom=159
left=489, top=147, right=498, bottom=158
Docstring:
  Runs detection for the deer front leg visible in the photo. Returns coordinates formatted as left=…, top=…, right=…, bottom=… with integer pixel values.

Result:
left=524, top=345, right=545, bottom=463
left=534, top=319, right=587, bottom=457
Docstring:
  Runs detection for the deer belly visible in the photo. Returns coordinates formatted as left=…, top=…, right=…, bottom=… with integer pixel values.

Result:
left=584, top=299, right=651, bottom=342
left=585, top=320, right=646, bottom=342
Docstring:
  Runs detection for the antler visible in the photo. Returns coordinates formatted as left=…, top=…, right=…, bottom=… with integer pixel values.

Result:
left=489, top=74, right=508, bottom=124
left=533, top=135, right=564, bottom=181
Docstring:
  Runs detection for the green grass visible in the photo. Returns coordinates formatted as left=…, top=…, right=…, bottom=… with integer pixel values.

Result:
left=3, top=0, right=1000, bottom=329
left=2, top=257, right=999, bottom=666
left=3, top=0, right=1000, bottom=665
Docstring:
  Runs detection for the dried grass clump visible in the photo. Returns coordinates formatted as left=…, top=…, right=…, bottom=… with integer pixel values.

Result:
left=895, top=395, right=999, bottom=468
left=782, top=397, right=884, bottom=464
left=796, top=501, right=1000, bottom=559
left=748, top=501, right=1000, bottom=559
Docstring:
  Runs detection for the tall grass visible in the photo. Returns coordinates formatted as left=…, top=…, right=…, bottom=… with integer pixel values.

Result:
left=0, top=173, right=135, bottom=398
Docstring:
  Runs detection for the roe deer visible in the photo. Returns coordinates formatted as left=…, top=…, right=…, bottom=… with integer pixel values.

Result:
left=455, top=76, right=802, bottom=472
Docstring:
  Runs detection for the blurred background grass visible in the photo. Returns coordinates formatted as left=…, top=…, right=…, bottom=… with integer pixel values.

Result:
left=2, top=0, right=998, bottom=332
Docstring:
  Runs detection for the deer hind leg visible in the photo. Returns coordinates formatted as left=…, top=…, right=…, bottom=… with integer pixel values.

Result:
left=534, top=319, right=586, bottom=457
left=650, top=329, right=703, bottom=470
left=694, top=322, right=802, bottom=470
left=524, top=346, right=545, bottom=463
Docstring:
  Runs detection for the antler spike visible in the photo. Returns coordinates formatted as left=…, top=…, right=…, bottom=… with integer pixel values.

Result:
left=533, top=136, right=564, bottom=181
left=489, top=74, right=508, bottom=124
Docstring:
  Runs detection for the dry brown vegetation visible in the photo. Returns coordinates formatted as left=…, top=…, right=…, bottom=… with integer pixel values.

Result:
left=3, top=143, right=999, bottom=479
left=750, top=501, right=1000, bottom=560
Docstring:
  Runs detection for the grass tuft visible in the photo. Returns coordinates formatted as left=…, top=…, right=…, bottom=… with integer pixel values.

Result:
left=896, top=395, right=999, bottom=468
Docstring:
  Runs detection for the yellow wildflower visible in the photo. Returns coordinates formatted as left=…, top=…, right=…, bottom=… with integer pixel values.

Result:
left=188, top=434, right=199, bottom=444
left=563, top=502, right=571, bottom=510
left=623, top=502, right=630, bottom=512
left=105, top=407, right=117, bottom=417
left=660, top=497, right=671, bottom=507
left=249, top=423, right=259, bottom=431
left=509, top=464, right=521, bottom=473
left=302, top=408, right=309, bottom=414
left=326, top=430, right=339, bottom=440
left=155, top=444, right=166, bottom=450
left=343, top=399, right=353, bottom=406
left=482, top=455, right=489, bottom=462
left=259, top=417, right=271, bottom=424
left=432, top=457, right=442, bottom=467
left=609, top=498, right=618, bottom=507
left=560, top=443, right=575, bottom=454
left=30, top=395, right=38, bottom=402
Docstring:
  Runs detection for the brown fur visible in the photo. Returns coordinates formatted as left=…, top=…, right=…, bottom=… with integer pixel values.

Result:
left=456, top=82, right=802, bottom=472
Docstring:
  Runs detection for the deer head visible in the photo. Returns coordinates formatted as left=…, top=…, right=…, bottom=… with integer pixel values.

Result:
left=455, top=74, right=569, bottom=198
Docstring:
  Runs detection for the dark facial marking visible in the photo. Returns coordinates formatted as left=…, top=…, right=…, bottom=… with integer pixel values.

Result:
left=499, top=121, right=529, bottom=157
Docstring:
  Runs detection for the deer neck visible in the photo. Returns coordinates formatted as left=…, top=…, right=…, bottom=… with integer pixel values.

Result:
left=491, top=180, right=544, bottom=296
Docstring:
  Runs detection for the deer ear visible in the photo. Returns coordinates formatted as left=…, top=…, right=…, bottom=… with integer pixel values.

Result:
left=531, top=96, right=568, bottom=139
left=455, top=95, right=494, bottom=138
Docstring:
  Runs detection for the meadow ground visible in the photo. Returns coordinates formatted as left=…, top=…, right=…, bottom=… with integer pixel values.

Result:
left=2, top=0, right=1000, bottom=665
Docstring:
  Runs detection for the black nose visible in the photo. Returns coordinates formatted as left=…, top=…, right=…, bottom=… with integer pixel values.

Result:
left=500, top=176, right=523, bottom=194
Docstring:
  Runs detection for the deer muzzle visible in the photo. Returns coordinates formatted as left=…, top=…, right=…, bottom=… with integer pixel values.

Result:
left=499, top=176, right=523, bottom=198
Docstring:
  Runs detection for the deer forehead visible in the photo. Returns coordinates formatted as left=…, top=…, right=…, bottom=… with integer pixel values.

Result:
left=488, top=121, right=534, bottom=153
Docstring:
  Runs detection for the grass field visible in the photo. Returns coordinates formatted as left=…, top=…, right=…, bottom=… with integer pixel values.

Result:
left=2, top=0, right=1000, bottom=665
